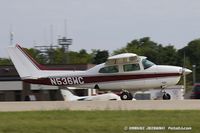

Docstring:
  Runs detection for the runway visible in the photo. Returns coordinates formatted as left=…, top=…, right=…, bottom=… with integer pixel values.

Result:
left=0, top=100, right=200, bottom=111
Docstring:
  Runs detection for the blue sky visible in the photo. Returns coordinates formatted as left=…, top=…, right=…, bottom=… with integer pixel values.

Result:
left=1, top=0, right=200, bottom=57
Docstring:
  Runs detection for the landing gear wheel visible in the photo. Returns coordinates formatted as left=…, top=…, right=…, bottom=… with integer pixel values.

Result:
left=163, top=93, right=171, bottom=100
left=120, top=92, right=133, bottom=100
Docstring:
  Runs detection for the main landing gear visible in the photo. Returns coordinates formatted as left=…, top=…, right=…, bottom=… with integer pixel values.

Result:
left=120, top=90, right=133, bottom=100
left=161, top=86, right=171, bottom=100
left=162, top=92, right=171, bottom=100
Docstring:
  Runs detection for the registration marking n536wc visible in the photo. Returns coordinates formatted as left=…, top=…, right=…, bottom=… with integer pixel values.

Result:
left=50, top=77, right=84, bottom=85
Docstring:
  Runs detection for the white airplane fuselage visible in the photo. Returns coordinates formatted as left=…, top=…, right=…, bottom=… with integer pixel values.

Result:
left=8, top=45, right=192, bottom=91
left=30, top=63, right=184, bottom=90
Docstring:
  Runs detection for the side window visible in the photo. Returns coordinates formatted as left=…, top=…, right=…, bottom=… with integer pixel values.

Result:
left=123, top=64, right=140, bottom=72
left=99, top=66, right=119, bottom=73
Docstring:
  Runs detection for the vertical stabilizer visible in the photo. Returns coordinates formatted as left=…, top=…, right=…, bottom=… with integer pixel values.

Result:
left=7, top=45, right=41, bottom=79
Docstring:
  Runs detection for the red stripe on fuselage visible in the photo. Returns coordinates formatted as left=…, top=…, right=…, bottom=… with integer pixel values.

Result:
left=23, top=73, right=181, bottom=86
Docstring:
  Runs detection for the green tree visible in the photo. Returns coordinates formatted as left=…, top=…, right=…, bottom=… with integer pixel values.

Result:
left=0, top=58, right=12, bottom=65
left=68, top=49, right=92, bottom=64
left=27, top=47, right=93, bottom=65
left=178, top=39, right=200, bottom=82
left=157, top=45, right=178, bottom=65
left=114, top=37, right=159, bottom=63
left=92, top=50, right=109, bottom=64
left=51, top=48, right=66, bottom=64
left=113, top=37, right=178, bottom=65
left=26, top=48, right=48, bottom=64
left=77, top=49, right=93, bottom=64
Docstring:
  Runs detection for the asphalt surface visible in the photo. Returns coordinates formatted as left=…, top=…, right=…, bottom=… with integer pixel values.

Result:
left=0, top=100, right=200, bottom=111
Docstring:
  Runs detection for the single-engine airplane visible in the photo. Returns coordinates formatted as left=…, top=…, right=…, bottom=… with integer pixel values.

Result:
left=8, top=44, right=192, bottom=100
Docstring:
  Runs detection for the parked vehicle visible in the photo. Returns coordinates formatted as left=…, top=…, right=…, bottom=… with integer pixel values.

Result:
left=191, top=83, right=200, bottom=99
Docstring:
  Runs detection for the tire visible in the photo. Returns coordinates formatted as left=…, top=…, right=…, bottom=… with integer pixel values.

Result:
left=120, top=92, right=133, bottom=100
left=163, top=93, right=171, bottom=100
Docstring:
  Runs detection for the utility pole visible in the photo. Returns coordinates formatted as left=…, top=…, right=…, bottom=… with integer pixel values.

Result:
left=193, top=65, right=196, bottom=85
left=183, top=51, right=186, bottom=93
left=58, top=20, right=72, bottom=64
left=9, top=25, right=14, bottom=45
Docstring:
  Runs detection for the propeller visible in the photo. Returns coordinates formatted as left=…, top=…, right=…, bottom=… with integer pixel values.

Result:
left=181, top=68, right=192, bottom=75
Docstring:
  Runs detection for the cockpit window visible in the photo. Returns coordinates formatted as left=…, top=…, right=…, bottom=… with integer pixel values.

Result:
left=99, top=65, right=119, bottom=73
left=142, top=59, right=155, bottom=69
left=123, top=64, right=140, bottom=72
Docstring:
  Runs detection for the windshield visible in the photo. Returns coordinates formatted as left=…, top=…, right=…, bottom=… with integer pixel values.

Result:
left=142, top=59, right=155, bottom=69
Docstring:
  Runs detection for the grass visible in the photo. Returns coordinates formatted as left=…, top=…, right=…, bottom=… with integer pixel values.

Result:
left=0, top=110, right=199, bottom=133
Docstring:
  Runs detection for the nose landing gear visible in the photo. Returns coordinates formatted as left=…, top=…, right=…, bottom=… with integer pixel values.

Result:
left=162, top=92, right=171, bottom=100
left=161, top=86, right=171, bottom=100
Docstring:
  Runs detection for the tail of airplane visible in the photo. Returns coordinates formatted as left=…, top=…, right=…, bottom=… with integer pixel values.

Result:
left=7, top=44, right=45, bottom=79
left=60, top=89, right=80, bottom=101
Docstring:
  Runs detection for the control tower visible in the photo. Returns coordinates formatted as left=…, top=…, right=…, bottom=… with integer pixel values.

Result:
left=58, top=37, right=72, bottom=53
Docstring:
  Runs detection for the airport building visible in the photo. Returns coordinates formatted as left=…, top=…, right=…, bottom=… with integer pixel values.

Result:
left=0, top=64, right=95, bottom=101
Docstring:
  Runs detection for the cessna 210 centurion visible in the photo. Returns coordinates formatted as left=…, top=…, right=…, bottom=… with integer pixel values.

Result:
left=8, top=44, right=192, bottom=100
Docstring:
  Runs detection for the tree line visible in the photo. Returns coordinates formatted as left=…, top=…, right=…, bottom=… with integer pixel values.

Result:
left=1, top=37, right=200, bottom=82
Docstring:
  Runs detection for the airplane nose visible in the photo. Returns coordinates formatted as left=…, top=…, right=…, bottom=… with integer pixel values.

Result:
left=183, top=68, right=192, bottom=75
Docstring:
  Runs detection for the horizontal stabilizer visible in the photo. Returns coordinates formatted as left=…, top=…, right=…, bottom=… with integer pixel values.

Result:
left=60, top=89, right=80, bottom=101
